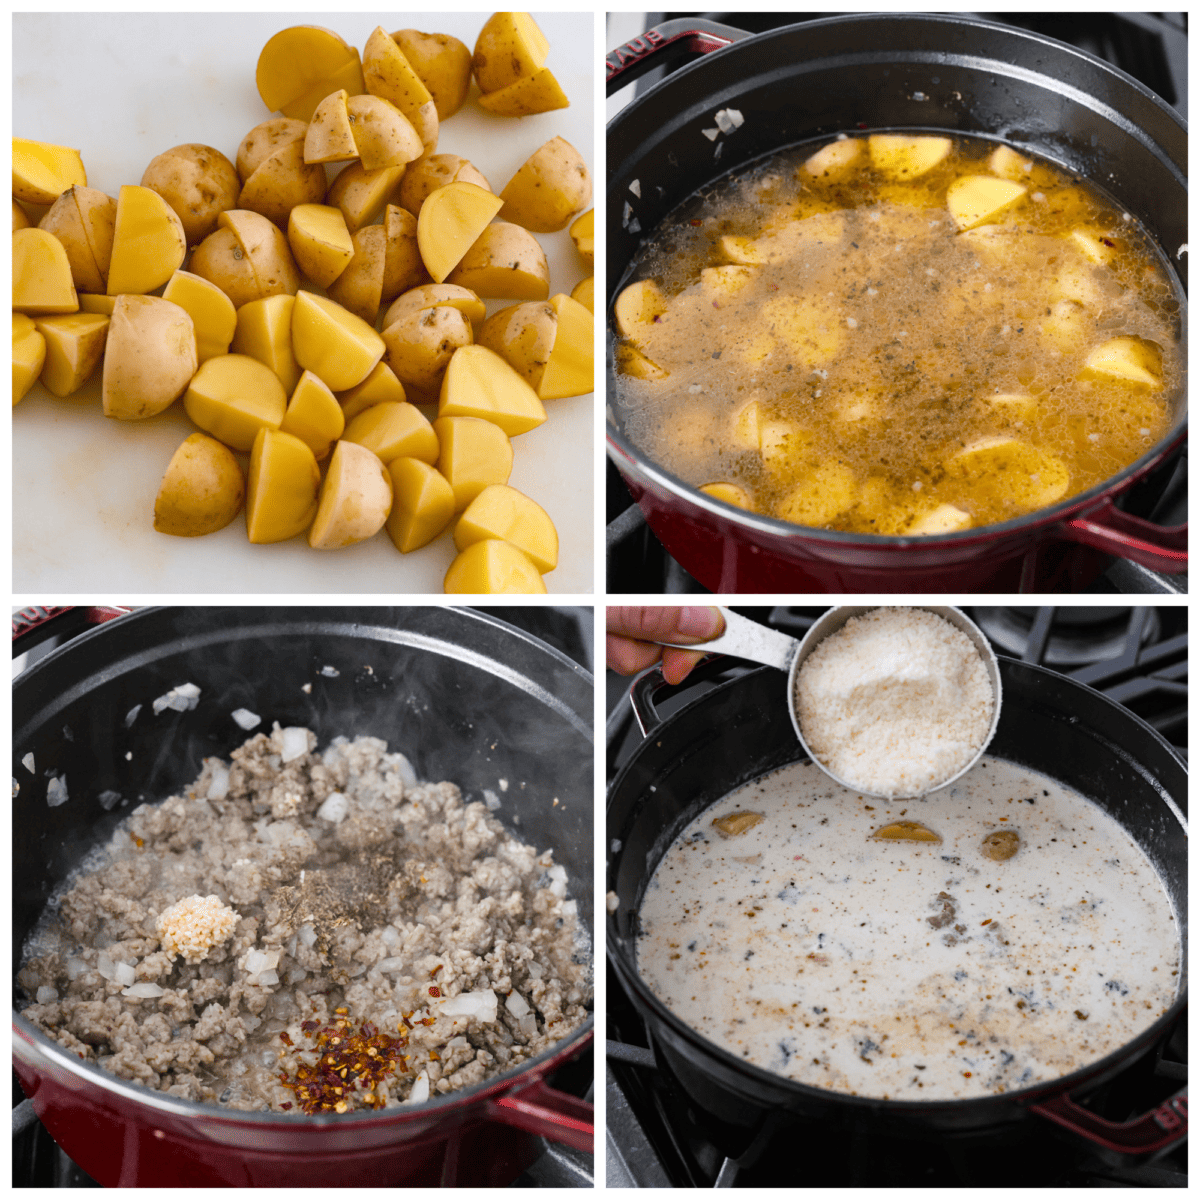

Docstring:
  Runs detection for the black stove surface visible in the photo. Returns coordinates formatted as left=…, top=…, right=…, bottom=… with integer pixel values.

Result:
left=606, top=12, right=1188, bottom=595
left=606, top=605, right=1187, bottom=1187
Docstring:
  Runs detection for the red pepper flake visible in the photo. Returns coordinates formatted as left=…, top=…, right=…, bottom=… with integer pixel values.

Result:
left=279, top=1031, right=293, bottom=1046
left=430, top=965, right=443, bottom=977
left=130, top=833, right=144, bottom=848
left=281, top=1102, right=293, bottom=1110
left=689, top=218, right=702, bottom=226
left=962, top=1071, right=972, bottom=1078
left=981, top=919, right=992, bottom=926
left=428, top=986, right=441, bottom=997
left=429, top=1051, right=440, bottom=1061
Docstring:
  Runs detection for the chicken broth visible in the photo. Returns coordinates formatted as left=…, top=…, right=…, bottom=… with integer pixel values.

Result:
left=636, top=757, right=1180, bottom=1101
left=611, top=132, right=1185, bottom=535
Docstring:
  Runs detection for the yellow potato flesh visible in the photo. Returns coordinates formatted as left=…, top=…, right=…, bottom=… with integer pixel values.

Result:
left=1081, top=337, right=1162, bottom=388
left=13, top=313, right=46, bottom=404
left=102, top=294, right=196, bottom=420
left=346, top=94, right=424, bottom=172
left=291, top=290, right=385, bottom=391
left=280, top=369, right=345, bottom=460
left=256, top=26, right=365, bottom=122
left=539, top=293, right=593, bottom=399
left=286, top=205, right=352, bottom=291
left=327, top=162, right=407, bottom=233
left=398, top=153, right=492, bottom=217
left=701, top=265, right=756, bottom=301
left=775, top=461, right=857, bottom=526
left=803, top=137, right=863, bottom=182
left=571, top=275, right=593, bottom=313
left=343, top=399, right=438, bottom=464
left=613, top=279, right=666, bottom=343
left=1040, top=299, right=1090, bottom=354
left=231, top=294, right=300, bottom=395
left=433, top=415, right=513, bottom=509
left=945, top=438, right=1070, bottom=511
left=1069, top=227, right=1119, bottom=267
left=163, top=270, right=237, bottom=363
left=416, top=181, right=504, bottom=283
left=32, top=312, right=109, bottom=396
left=476, top=68, right=568, bottom=117
left=444, top=538, right=546, bottom=594
left=154, top=432, right=245, bottom=537
left=307, top=439, right=393, bottom=549
left=946, top=175, right=1027, bottom=231
left=385, top=456, right=455, bottom=552
left=78, top=293, right=117, bottom=315
left=454, top=483, right=558, bottom=573
left=246, top=427, right=321, bottom=543
left=303, top=90, right=358, bottom=164
left=106, top=184, right=187, bottom=296
left=732, top=400, right=763, bottom=451
left=392, top=29, right=472, bottom=121
left=477, top=302, right=552, bottom=389
left=615, top=343, right=667, bottom=380
left=984, top=392, right=1038, bottom=423
left=337, top=360, right=406, bottom=421
left=438, top=344, right=546, bottom=436
left=472, top=12, right=549, bottom=93
left=183, top=353, right=288, bottom=451
left=498, top=137, right=591, bottom=233
left=699, top=482, right=754, bottom=510
left=362, top=27, right=438, bottom=154
left=868, top=135, right=953, bottom=181
left=446, top=222, right=549, bottom=300
left=569, top=208, right=593, bottom=265
left=12, top=138, right=87, bottom=205
left=13, top=228, right=79, bottom=315
left=906, top=503, right=972, bottom=535
left=13, top=200, right=30, bottom=231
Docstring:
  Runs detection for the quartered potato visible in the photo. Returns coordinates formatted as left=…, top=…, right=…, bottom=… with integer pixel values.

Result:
left=154, top=432, right=245, bottom=537
left=868, top=134, right=952, bottom=180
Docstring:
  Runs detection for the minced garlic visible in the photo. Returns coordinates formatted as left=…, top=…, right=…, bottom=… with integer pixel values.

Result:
left=157, top=894, right=238, bottom=963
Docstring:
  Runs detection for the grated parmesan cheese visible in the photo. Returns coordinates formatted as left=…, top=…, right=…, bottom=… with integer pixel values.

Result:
left=795, top=608, right=993, bottom=799
left=156, top=894, right=239, bottom=964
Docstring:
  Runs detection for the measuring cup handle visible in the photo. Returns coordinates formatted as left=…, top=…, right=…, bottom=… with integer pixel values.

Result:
left=652, top=607, right=799, bottom=672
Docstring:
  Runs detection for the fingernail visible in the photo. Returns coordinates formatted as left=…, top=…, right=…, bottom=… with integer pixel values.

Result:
left=677, top=606, right=722, bottom=640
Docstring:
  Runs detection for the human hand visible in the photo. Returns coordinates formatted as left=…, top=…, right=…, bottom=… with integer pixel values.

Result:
left=606, top=606, right=726, bottom=685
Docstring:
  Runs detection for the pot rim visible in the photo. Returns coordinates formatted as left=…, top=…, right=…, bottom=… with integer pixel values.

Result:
left=13, top=1008, right=594, bottom=1127
left=606, top=658, right=1188, bottom=1115
left=605, top=10, right=1188, bottom=552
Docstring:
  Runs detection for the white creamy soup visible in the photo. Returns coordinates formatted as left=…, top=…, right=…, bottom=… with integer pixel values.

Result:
left=637, top=757, right=1179, bottom=1100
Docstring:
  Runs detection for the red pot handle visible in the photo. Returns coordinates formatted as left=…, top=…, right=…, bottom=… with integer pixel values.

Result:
left=1058, top=502, right=1186, bottom=574
left=12, top=606, right=132, bottom=654
left=606, top=18, right=749, bottom=93
left=1028, top=1085, right=1187, bottom=1156
left=487, top=1077, right=594, bottom=1155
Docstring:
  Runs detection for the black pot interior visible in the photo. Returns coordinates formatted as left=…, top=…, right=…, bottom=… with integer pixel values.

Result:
left=606, top=13, right=1188, bottom=482
left=14, top=607, right=595, bottom=974
left=607, top=657, right=1187, bottom=1126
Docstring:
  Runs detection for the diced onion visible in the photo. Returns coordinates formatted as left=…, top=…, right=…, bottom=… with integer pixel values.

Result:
left=122, top=983, right=165, bottom=999
left=405, top=1072, right=430, bottom=1104
left=231, top=708, right=261, bottom=731
left=123, top=705, right=141, bottom=728
left=114, top=962, right=136, bottom=986
left=316, top=792, right=348, bottom=823
left=97, top=951, right=116, bottom=981
left=153, top=683, right=201, bottom=714
left=519, top=1013, right=537, bottom=1039
left=483, top=789, right=501, bottom=811
left=22, top=753, right=35, bottom=773
left=320, top=665, right=340, bottom=677
left=206, top=762, right=230, bottom=801
left=506, top=991, right=530, bottom=1019
left=47, top=776, right=68, bottom=807
left=438, top=989, right=498, bottom=1022
left=279, top=728, right=308, bottom=763
left=298, top=924, right=317, bottom=948
left=547, top=864, right=568, bottom=898
left=393, top=754, right=418, bottom=788
left=65, top=956, right=89, bottom=980
left=98, top=789, right=122, bottom=811
left=375, top=957, right=405, bottom=973
left=36, top=986, right=58, bottom=1004
left=256, top=969, right=279, bottom=986
left=562, top=899, right=578, bottom=918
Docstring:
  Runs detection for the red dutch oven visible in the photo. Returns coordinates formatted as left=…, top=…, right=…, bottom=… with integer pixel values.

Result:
left=606, top=15, right=1188, bottom=592
left=13, top=607, right=593, bottom=1186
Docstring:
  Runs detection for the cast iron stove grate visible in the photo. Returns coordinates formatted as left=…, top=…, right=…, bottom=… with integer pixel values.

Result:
left=606, top=605, right=1187, bottom=1186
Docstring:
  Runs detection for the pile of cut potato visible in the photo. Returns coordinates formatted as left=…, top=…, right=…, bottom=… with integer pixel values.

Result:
left=13, top=13, right=593, bottom=593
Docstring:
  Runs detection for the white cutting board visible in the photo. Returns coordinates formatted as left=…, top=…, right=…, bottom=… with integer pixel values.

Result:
left=13, top=12, right=595, bottom=594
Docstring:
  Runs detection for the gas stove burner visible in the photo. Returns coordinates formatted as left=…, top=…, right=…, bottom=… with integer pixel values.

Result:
left=972, top=605, right=1162, bottom=665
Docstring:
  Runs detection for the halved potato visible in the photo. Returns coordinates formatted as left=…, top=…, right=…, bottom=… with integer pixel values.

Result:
left=345, top=94, right=424, bottom=171
left=613, top=279, right=667, bottom=345
left=163, top=270, right=237, bottom=363
left=478, top=294, right=592, bottom=399
left=438, top=344, right=546, bottom=436
left=183, top=353, right=289, bottom=450
left=444, top=538, right=546, bottom=593
left=13, top=313, right=46, bottom=403
left=868, top=134, right=952, bottom=181
left=472, top=12, right=548, bottom=92
left=13, top=137, right=87, bottom=205
left=1081, top=337, right=1163, bottom=388
left=803, top=137, right=864, bottom=182
left=238, top=139, right=327, bottom=228
left=308, top=439, right=393, bottom=549
left=154, top=432, right=245, bottom=537
left=906, top=503, right=972, bottom=535
left=326, top=224, right=388, bottom=324
left=190, top=209, right=300, bottom=308
left=343, top=399, right=438, bottom=464
left=385, top=456, right=456, bottom=552
left=280, top=369, right=345, bottom=460
left=433, top=415, right=513, bottom=509
left=246, top=427, right=321, bottom=543
left=416, top=181, right=504, bottom=283
left=13, top=227, right=79, bottom=315
left=255, top=26, right=365, bottom=122
left=944, top=437, right=1070, bottom=511
left=106, top=184, right=187, bottom=295
left=102, top=294, right=196, bottom=420
left=32, top=312, right=109, bottom=396
left=775, top=461, right=858, bottom=526
left=291, top=290, right=385, bottom=391
left=454, top=483, right=558, bottom=573
left=498, top=137, right=591, bottom=233
left=445, top=221, right=549, bottom=300
left=392, top=29, right=472, bottom=121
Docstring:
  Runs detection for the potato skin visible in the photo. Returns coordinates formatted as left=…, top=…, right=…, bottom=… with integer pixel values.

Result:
left=190, top=212, right=299, bottom=308
left=154, top=432, right=245, bottom=536
left=498, top=137, right=591, bottom=233
left=237, top=119, right=309, bottom=181
left=102, top=294, right=197, bottom=420
left=397, top=153, right=491, bottom=217
left=38, top=185, right=116, bottom=293
left=392, top=29, right=472, bottom=120
left=141, top=143, right=240, bottom=245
